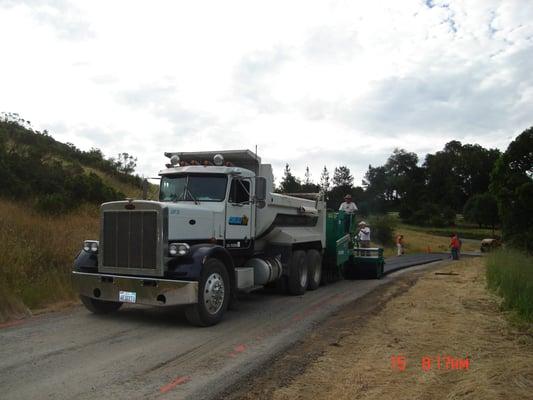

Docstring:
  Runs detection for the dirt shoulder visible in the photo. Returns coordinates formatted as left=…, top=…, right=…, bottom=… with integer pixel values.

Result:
left=223, top=258, right=533, bottom=400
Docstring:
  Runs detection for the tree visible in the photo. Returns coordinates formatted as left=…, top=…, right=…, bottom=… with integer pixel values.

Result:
left=279, top=163, right=302, bottom=193
left=332, top=166, right=353, bottom=188
left=115, top=152, right=137, bottom=174
left=301, top=166, right=320, bottom=193
left=328, top=166, right=355, bottom=210
left=383, top=149, right=423, bottom=203
left=424, top=141, right=500, bottom=211
left=490, top=127, right=533, bottom=252
left=319, top=166, right=330, bottom=193
left=463, top=193, right=499, bottom=231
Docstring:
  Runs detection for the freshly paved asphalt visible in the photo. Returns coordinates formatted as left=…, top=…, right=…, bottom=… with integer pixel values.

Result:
left=384, top=253, right=451, bottom=274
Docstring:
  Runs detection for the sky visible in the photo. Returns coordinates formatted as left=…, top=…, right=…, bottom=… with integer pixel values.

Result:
left=0, top=0, right=532, bottom=186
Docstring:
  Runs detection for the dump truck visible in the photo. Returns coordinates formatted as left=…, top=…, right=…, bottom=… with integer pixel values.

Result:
left=72, top=149, right=382, bottom=326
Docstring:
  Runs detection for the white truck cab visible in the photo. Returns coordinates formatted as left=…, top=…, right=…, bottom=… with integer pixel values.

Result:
left=72, top=150, right=326, bottom=326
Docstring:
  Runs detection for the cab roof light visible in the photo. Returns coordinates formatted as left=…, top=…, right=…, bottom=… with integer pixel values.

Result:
left=170, top=155, right=180, bottom=166
left=213, top=154, right=224, bottom=166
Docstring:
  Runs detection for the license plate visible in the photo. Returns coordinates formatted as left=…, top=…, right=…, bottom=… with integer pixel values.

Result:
left=119, top=291, right=137, bottom=303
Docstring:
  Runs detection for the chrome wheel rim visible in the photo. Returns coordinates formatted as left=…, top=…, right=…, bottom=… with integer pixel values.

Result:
left=300, top=263, right=308, bottom=288
left=204, top=272, right=225, bottom=315
left=313, top=262, right=321, bottom=283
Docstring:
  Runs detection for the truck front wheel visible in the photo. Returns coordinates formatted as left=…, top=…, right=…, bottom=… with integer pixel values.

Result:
left=185, top=258, right=230, bottom=327
left=80, top=295, right=122, bottom=314
left=288, top=250, right=308, bottom=295
left=306, top=249, right=322, bottom=290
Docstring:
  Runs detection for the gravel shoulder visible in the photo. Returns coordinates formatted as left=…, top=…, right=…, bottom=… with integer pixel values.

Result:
left=223, top=258, right=533, bottom=400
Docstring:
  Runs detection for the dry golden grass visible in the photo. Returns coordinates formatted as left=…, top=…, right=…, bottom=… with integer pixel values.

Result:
left=381, top=227, right=480, bottom=258
left=263, top=258, right=533, bottom=400
left=0, top=199, right=99, bottom=321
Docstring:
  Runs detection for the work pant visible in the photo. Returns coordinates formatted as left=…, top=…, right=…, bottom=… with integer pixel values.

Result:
left=344, top=214, right=353, bottom=234
left=451, top=248, right=459, bottom=260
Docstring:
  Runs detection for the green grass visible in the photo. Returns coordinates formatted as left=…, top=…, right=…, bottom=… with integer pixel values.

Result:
left=486, top=249, right=533, bottom=322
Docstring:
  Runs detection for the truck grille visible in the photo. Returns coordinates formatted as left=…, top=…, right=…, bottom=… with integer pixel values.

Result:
left=102, top=211, right=158, bottom=270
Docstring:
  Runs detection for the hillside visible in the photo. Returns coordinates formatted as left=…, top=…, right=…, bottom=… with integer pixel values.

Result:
left=0, top=114, right=150, bottom=323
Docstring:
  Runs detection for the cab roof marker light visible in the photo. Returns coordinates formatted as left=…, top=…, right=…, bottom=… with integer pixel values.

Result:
left=170, top=155, right=180, bottom=166
left=213, top=154, right=224, bottom=166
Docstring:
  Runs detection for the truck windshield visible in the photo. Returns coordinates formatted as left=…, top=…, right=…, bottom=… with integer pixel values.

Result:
left=160, top=174, right=227, bottom=202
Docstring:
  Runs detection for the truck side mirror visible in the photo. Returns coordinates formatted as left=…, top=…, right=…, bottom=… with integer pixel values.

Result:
left=255, top=177, right=267, bottom=202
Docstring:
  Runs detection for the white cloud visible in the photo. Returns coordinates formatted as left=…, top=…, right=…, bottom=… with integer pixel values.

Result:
left=0, top=0, right=531, bottom=185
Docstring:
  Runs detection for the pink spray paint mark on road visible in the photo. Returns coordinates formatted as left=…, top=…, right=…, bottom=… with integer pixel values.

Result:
left=0, top=319, right=27, bottom=330
left=228, top=344, right=248, bottom=358
left=159, top=375, right=191, bottom=394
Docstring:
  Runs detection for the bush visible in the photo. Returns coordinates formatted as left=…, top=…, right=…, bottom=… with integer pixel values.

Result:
left=398, top=204, right=413, bottom=220
left=486, top=249, right=533, bottom=321
left=36, top=193, right=72, bottom=214
left=368, top=214, right=397, bottom=246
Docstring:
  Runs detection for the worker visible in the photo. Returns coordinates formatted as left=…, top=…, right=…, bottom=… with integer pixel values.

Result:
left=396, top=234, right=404, bottom=256
left=357, top=221, right=371, bottom=249
left=339, top=194, right=358, bottom=214
left=339, top=194, right=358, bottom=233
left=450, top=233, right=460, bottom=260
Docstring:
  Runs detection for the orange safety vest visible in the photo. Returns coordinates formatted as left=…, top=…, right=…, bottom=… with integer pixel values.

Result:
left=450, top=237, right=460, bottom=249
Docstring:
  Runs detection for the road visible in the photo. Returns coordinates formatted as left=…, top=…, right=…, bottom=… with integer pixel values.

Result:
left=0, top=254, right=449, bottom=400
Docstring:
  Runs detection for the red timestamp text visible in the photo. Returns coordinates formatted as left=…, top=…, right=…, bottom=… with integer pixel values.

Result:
left=391, top=355, right=470, bottom=371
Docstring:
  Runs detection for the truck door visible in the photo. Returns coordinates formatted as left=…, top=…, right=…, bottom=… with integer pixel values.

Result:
left=225, top=177, right=253, bottom=248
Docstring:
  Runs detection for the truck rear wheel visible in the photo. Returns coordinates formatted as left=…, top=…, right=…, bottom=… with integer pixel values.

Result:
left=306, top=249, right=322, bottom=290
left=185, top=258, right=230, bottom=327
left=80, top=295, right=122, bottom=314
left=288, top=250, right=307, bottom=295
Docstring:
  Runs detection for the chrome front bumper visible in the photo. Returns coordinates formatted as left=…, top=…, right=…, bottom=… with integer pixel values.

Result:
left=71, top=271, right=198, bottom=306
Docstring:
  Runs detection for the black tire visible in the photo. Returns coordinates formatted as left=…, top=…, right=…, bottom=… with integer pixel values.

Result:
left=375, top=262, right=384, bottom=279
left=185, top=258, right=230, bottom=327
left=288, top=250, right=308, bottom=295
left=306, top=249, right=322, bottom=290
left=80, top=295, right=122, bottom=314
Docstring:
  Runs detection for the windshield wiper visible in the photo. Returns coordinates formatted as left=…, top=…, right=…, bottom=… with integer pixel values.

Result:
left=176, top=187, right=199, bottom=204
left=185, top=186, right=200, bottom=205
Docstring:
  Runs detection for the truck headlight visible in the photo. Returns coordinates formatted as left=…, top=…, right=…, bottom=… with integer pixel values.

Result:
left=83, top=240, right=99, bottom=254
left=169, top=242, right=190, bottom=257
